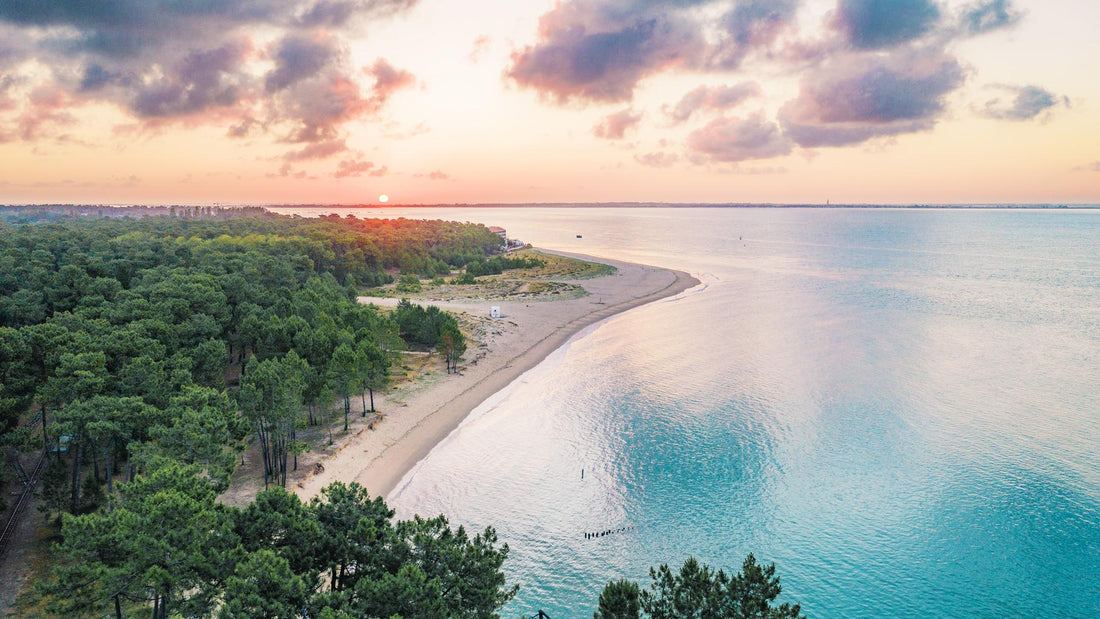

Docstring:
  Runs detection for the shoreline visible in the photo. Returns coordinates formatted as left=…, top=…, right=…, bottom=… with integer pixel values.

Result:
left=293, top=250, right=699, bottom=502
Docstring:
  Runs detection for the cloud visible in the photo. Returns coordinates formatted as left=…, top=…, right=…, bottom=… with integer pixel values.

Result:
left=333, top=157, right=378, bottom=178
left=276, top=75, right=372, bottom=143
left=505, top=0, right=807, bottom=103
left=284, top=139, right=347, bottom=161
left=665, top=82, right=760, bottom=123
left=16, top=86, right=79, bottom=140
left=365, top=57, right=415, bottom=108
left=831, top=0, right=941, bottom=49
left=414, top=169, right=449, bottom=180
left=779, top=48, right=964, bottom=147
left=959, top=0, right=1022, bottom=35
left=130, top=39, right=251, bottom=118
left=506, top=1, right=708, bottom=103
left=0, top=25, right=33, bottom=70
left=0, top=0, right=418, bottom=146
left=593, top=108, right=641, bottom=139
left=266, top=34, right=337, bottom=92
left=979, top=84, right=1063, bottom=121
left=297, top=0, right=420, bottom=27
left=709, top=0, right=799, bottom=69
left=687, top=112, right=792, bottom=162
left=469, top=35, right=491, bottom=63
left=634, top=151, right=679, bottom=167
left=0, top=74, right=22, bottom=111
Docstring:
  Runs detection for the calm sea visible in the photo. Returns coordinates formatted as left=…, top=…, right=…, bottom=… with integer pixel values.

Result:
left=276, top=207, right=1100, bottom=618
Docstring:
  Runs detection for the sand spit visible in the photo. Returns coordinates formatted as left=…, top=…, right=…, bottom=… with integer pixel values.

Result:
left=282, top=250, right=697, bottom=502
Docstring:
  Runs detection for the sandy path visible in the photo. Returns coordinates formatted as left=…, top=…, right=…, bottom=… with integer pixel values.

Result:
left=284, top=251, right=697, bottom=502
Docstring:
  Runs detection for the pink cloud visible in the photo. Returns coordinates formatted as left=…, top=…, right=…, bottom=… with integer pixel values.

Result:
left=634, top=151, right=679, bottom=167
left=687, top=112, right=792, bottom=163
left=593, top=109, right=642, bottom=140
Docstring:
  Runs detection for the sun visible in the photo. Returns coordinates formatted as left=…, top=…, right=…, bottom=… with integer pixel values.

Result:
left=378, top=194, right=389, bottom=203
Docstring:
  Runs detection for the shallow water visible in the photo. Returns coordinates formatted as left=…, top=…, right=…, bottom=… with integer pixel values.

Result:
left=280, top=207, right=1100, bottom=617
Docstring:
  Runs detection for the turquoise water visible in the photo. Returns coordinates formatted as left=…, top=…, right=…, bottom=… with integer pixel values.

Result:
left=282, top=207, right=1100, bottom=617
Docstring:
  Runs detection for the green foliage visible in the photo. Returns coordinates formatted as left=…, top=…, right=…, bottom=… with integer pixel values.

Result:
left=38, top=461, right=240, bottom=618
left=239, top=352, right=307, bottom=488
left=440, top=321, right=467, bottom=374
left=152, top=386, right=245, bottom=492
left=4, top=211, right=514, bottom=618
left=452, top=271, right=477, bottom=285
left=393, top=299, right=461, bottom=349
left=596, top=579, right=641, bottom=619
left=219, top=550, right=309, bottom=619
left=396, top=273, right=423, bottom=293
left=596, top=555, right=805, bottom=619
left=465, top=255, right=544, bottom=277
left=37, top=455, right=69, bottom=525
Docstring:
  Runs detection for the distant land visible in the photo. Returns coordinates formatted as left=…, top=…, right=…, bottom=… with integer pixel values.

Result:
left=2, top=203, right=1098, bottom=214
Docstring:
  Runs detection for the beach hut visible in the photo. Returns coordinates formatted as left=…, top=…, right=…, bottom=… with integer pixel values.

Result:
left=490, top=306, right=501, bottom=318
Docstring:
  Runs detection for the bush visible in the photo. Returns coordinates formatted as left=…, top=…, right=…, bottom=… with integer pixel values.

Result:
left=396, top=274, right=422, bottom=293
left=452, top=272, right=476, bottom=285
left=465, top=256, right=544, bottom=277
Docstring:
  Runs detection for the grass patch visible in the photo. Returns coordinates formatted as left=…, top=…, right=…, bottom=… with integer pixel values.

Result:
left=356, top=249, right=614, bottom=302
left=514, top=249, right=616, bottom=279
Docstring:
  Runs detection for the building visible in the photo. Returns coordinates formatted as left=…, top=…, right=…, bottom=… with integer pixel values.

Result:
left=488, top=226, right=507, bottom=241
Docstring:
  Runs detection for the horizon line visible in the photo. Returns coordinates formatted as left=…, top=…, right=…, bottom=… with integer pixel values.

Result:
left=3, top=202, right=1099, bottom=210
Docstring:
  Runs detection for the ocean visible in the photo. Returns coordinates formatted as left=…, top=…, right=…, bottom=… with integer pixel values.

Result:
left=274, top=207, right=1100, bottom=617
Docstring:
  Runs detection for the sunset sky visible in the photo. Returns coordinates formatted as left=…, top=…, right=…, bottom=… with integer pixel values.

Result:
left=1, top=0, right=1097, bottom=205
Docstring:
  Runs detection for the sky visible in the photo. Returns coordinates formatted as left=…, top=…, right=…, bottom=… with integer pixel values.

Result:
left=0, top=0, right=1097, bottom=205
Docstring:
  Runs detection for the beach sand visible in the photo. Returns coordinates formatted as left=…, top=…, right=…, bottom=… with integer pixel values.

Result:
left=262, top=251, right=696, bottom=503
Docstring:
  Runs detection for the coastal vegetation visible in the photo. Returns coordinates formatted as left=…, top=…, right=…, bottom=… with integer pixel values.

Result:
left=35, top=479, right=515, bottom=618
left=0, top=209, right=519, bottom=615
left=594, top=555, right=803, bottom=619
left=363, top=248, right=609, bottom=303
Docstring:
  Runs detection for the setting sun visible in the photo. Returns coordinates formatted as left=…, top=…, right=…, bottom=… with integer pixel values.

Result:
left=379, top=194, right=389, bottom=203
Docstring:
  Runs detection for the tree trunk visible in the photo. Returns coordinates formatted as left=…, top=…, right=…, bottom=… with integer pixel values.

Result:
left=369, top=388, right=375, bottom=413
left=70, top=440, right=82, bottom=513
left=361, top=392, right=366, bottom=417
left=105, top=443, right=114, bottom=495
left=343, top=394, right=350, bottom=431
left=41, top=404, right=49, bottom=455
left=114, top=593, right=122, bottom=619
left=91, top=440, right=101, bottom=483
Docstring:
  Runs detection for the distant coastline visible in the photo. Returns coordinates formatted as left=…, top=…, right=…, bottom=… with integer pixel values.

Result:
left=3, top=203, right=1098, bottom=214
left=268, top=202, right=1100, bottom=209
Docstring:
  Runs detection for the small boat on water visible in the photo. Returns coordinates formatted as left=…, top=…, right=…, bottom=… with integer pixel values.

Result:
left=576, top=234, right=582, bottom=238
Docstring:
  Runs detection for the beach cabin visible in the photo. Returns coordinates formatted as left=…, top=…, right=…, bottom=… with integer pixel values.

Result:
left=490, top=306, right=501, bottom=318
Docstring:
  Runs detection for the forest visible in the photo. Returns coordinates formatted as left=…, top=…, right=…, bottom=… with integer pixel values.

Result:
left=0, top=209, right=516, bottom=616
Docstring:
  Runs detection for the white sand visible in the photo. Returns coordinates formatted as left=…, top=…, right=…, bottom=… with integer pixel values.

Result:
left=282, top=251, right=697, bottom=502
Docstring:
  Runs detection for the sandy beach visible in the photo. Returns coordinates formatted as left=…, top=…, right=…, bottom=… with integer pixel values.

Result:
left=275, top=250, right=698, bottom=502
